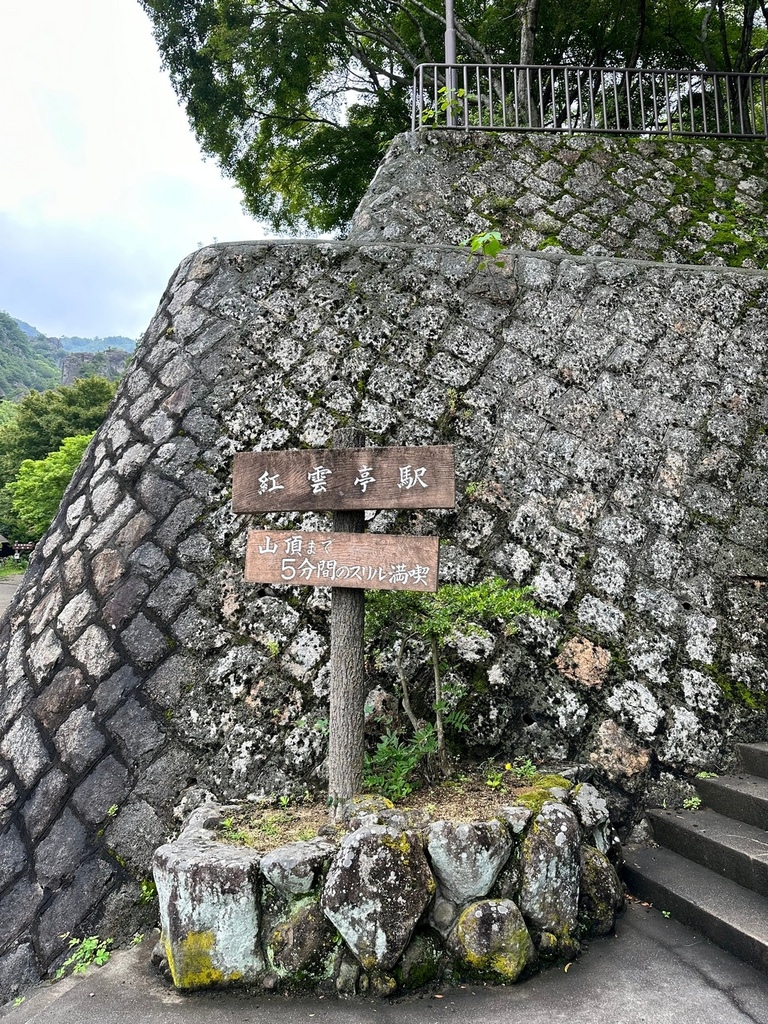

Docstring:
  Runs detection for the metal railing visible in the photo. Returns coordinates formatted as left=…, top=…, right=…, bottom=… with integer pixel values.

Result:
left=412, top=64, right=768, bottom=139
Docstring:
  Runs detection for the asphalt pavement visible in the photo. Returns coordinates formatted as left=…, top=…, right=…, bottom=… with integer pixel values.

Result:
left=0, top=572, right=24, bottom=616
left=3, top=902, right=767, bottom=1024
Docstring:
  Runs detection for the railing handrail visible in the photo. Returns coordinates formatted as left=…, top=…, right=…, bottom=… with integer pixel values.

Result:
left=411, top=63, right=768, bottom=141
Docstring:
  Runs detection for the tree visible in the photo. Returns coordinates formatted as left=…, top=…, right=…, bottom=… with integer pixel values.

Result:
left=0, top=376, right=116, bottom=488
left=6, top=434, right=94, bottom=538
left=140, top=1, right=766, bottom=230
left=0, top=311, right=60, bottom=398
left=365, top=577, right=542, bottom=776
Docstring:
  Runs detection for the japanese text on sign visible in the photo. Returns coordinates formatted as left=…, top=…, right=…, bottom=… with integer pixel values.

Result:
left=245, top=530, right=440, bottom=593
left=232, top=445, right=454, bottom=513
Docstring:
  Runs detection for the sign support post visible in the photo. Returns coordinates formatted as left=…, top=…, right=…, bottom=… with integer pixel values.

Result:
left=328, top=427, right=366, bottom=814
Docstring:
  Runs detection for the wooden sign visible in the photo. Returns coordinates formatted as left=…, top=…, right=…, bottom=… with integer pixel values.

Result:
left=232, top=445, right=455, bottom=513
left=245, top=530, right=440, bottom=592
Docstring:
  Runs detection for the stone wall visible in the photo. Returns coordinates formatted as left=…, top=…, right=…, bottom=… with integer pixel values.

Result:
left=1, top=133, right=767, bottom=998
left=351, top=132, right=768, bottom=269
left=153, top=785, right=622, bottom=996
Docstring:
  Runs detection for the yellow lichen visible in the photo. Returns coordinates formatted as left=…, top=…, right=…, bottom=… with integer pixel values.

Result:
left=165, top=930, right=242, bottom=990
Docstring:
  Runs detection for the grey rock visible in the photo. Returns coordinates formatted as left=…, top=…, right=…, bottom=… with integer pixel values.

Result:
left=578, top=845, right=624, bottom=936
left=154, top=829, right=264, bottom=988
left=518, top=802, right=581, bottom=954
left=261, top=837, right=337, bottom=895
left=322, top=825, right=435, bottom=972
left=448, top=899, right=534, bottom=982
left=426, top=819, right=513, bottom=904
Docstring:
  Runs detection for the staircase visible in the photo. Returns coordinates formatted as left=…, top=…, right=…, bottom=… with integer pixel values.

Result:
left=623, top=742, right=768, bottom=973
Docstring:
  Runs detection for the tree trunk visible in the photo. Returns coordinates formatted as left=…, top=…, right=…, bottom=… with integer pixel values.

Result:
left=327, top=427, right=366, bottom=819
left=518, top=0, right=541, bottom=127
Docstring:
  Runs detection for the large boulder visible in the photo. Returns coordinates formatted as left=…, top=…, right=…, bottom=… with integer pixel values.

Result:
left=448, top=899, right=535, bottom=982
left=264, top=895, right=337, bottom=980
left=261, top=837, right=337, bottom=896
left=426, top=819, right=513, bottom=904
left=518, top=802, right=581, bottom=955
left=153, top=828, right=263, bottom=989
left=578, top=846, right=624, bottom=937
left=322, top=825, right=435, bottom=972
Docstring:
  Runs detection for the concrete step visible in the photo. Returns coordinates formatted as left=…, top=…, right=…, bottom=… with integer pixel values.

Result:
left=737, top=742, right=768, bottom=780
left=623, top=845, right=768, bottom=973
left=648, top=807, right=768, bottom=897
left=695, top=773, right=768, bottom=830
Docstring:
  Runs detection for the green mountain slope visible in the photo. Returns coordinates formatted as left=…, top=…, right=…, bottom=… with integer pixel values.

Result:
left=0, top=311, right=61, bottom=398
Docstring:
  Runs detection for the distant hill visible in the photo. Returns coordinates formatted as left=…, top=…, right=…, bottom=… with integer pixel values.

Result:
left=58, top=335, right=136, bottom=354
left=12, top=318, right=136, bottom=354
left=4, top=316, right=136, bottom=393
left=0, top=312, right=61, bottom=398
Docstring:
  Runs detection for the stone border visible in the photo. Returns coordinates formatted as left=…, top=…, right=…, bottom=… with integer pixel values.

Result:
left=153, top=781, right=624, bottom=995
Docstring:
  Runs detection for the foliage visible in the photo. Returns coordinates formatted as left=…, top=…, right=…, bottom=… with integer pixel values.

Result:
left=0, top=311, right=60, bottom=399
left=485, top=757, right=538, bottom=790
left=140, top=1, right=767, bottom=232
left=6, top=434, right=94, bottom=538
left=683, top=795, right=702, bottom=810
left=365, top=578, right=544, bottom=773
left=366, top=577, right=540, bottom=648
left=0, top=376, right=115, bottom=485
left=461, top=229, right=506, bottom=268
left=0, top=559, right=28, bottom=578
left=0, top=376, right=115, bottom=541
left=363, top=724, right=438, bottom=800
left=54, top=935, right=112, bottom=979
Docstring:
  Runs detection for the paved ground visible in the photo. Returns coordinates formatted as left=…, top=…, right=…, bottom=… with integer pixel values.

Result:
left=3, top=903, right=767, bottom=1024
left=0, top=573, right=23, bottom=616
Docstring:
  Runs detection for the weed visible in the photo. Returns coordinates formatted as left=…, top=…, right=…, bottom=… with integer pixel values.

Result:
left=662, top=910, right=671, bottom=919
left=139, top=879, right=157, bottom=904
left=683, top=796, right=702, bottom=811
left=695, top=771, right=718, bottom=779
left=54, top=935, right=112, bottom=979
left=107, top=804, right=118, bottom=817
left=363, top=726, right=438, bottom=801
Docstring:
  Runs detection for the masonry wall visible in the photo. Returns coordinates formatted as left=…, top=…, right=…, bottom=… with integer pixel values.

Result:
left=1, top=133, right=767, bottom=998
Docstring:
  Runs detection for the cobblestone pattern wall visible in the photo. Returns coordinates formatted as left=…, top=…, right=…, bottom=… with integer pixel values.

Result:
left=1, top=233, right=767, bottom=996
left=351, top=132, right=768, bottom=269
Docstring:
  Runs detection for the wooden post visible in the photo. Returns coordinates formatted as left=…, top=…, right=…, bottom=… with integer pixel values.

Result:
left=328, top=427, right=366, bottom=817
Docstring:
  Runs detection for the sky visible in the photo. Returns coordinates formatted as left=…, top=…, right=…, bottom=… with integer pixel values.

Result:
left=0, top=1, right=272, bottom=340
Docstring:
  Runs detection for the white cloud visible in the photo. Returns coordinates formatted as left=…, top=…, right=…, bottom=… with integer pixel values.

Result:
left=0, top=0, right=270, bottom=338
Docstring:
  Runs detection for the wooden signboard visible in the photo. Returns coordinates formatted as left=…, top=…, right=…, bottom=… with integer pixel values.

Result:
left=245, top=530, right=440, bottom=592
left=232, top=445, right=454, bottom=513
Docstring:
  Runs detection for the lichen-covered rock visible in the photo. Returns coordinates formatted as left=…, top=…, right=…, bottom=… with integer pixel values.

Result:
left=571, top=782, right=622, bottom=864
left=261, top=837, right=337, bottom=896
left=426, top=819, right=512, bottom=904
left=448, top=899, right=534, bottom=982
left=518, top=802, right=580, bottom=955
left=153, top=830, right=263, bottom=989
left=264, top=895, right=336, bottom=979
left=578, top=846, right=624, bottom=937
left=322, top=825, right=435, bottom=972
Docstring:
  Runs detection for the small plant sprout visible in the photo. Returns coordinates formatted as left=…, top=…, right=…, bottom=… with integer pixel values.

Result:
left=460, top=229, right=506, bottom=269
left=695, top=771, right=718, bottom=779
left=683, top=795, right=702, bottom=810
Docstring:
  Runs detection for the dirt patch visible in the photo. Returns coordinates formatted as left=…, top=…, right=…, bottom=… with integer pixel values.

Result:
left=217, top=760, right=570, bottom=853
